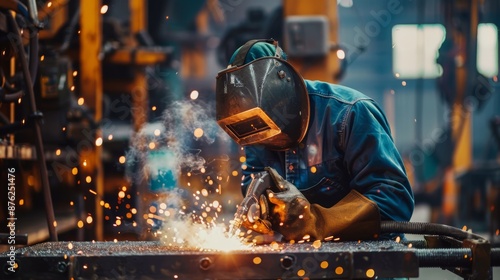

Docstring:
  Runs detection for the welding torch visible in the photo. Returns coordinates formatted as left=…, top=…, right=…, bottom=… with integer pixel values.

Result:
left=228, top=170, right=281, bottom=237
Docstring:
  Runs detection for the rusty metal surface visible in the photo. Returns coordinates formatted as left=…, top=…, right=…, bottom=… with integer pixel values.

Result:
left=1, top=240, right=419, bottom=279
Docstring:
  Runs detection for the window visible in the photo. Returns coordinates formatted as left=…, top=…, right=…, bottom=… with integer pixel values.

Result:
left=392, top=24, right=446, bottom=79
left=392, top=23, right=499, bottom=79
left=477, top=23, right=499, bottom=78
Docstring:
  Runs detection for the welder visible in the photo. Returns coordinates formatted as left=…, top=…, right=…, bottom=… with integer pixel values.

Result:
left=215, top=39, right=414, bottom=242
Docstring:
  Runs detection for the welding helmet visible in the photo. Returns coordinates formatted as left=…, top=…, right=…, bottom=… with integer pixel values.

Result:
left=215, top=39, right=310, bottom=150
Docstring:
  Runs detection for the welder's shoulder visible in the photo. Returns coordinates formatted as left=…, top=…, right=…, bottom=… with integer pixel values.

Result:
left=304, top=80, right=372, bottom=105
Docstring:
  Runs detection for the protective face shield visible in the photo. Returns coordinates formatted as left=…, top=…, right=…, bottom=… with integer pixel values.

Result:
left=215, top=39, right=310, bottom=151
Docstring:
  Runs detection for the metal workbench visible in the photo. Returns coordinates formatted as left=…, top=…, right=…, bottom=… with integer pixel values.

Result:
left=2, top=221, right=500, bottom=279
left=2, top=240, right=419, bottom=279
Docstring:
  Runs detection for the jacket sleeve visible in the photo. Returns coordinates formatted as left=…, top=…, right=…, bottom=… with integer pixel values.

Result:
left=342, top=99, right=414, bottom=222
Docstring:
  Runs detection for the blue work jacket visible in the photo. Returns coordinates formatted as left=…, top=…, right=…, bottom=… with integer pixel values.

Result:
left=242, top=80, right=415, bottom=223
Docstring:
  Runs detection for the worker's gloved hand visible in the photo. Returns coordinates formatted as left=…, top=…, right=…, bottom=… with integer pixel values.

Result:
left=264, top=167, right=381, bottom=241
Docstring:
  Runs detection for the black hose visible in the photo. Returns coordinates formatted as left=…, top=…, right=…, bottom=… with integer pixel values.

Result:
left=59, top=7, right=80, bottom=53
left=416, top=248, right=472, bottom=267
left=381, top=221, right=487, bottom=241
left=0, top=233, right=28, bottom=245
left=28, top=24, right=39, bottom=86
left=1, top=68, right=18, bottom=92
left=382, top=221, right=500, bottom=267
left=0, top=89, right=24, bottom=102
left=26, top=0, right=38, bottom=24
left=6, top=12, right=58, bottom=242
left=416, top=248, right=500, bottom=267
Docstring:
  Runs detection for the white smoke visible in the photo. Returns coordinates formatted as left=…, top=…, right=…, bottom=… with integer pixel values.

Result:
left=125, top=99, right=242, bottom=249
left=126, top=99, right=229, bottom=183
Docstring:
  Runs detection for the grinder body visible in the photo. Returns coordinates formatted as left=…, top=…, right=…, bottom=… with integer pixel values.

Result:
left=229, top=170, right=277, bottom=236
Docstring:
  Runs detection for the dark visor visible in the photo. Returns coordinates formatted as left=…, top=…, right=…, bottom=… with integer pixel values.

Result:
left=227, top=115, right=270, bottom=138
left=217, top=107, right=281, bottom=146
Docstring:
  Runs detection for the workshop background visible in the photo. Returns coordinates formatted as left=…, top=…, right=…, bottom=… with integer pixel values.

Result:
left=0, top=0, right=499, bottom=279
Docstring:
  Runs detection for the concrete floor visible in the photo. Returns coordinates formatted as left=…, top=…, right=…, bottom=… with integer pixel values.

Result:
left=409, top=205, right=500, bottom=279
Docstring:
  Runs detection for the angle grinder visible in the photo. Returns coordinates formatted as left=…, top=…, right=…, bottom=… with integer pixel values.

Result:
left=228, top=170, right=283, bottom=237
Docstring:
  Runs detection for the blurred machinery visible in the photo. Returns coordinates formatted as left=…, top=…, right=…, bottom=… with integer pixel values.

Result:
left=408, top=0, right=500, bottom=244
left=0, top=0, right=59, bottom=243
left=1, top=0, right=174, bottom=244
left=217, top=2, right=347, bottom=82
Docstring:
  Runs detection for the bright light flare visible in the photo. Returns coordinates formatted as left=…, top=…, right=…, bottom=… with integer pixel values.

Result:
left=194, top=128, right=204, bottom=138
left=336, top=49, right=346, bottom=60
left=156, top=194, right=252, bottom=252
left=95, top=137, right=103, bottom=146
left=190, top=90, right=199, bottom=100
left=193, top=224, right=249, bottom=252
left=100, top=5, right=108, bottom=14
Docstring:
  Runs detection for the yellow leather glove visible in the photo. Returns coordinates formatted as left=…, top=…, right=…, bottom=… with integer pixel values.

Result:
left=265, top=167, right=381, bottom=241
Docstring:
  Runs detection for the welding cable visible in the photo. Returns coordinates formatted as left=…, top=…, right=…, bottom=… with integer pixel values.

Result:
left=415, top=248, right=474, bottom=267
left=27, top=0, right=40, bottom=86
left=0, top=233, right=28, bottom=245
left=0, top=87, right=24, bottom=102
left=26, top=0, right=38, bottom=24
left=5, top=11, right=58, bottom=242
left=0, top=0, right=30, bottom=20
left=0, top=74, right=19, bottom=94
left=0, top=0, right=40, bottom=27
left=417, top=247, right=500, bottom=267
left=0, top=0, right=40, bottom=85
left=0, top=70, right=24, bottom=102
left=59, top=7, right=80, bottom=53
left=380, top=221, right=487, bottom=242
